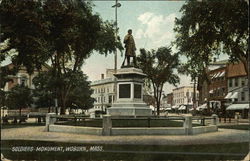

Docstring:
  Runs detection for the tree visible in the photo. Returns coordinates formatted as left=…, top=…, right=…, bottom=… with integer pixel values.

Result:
left=0, top=0, right=50, bottom=74
left=65, top=71, right=95, bottom=111
left=0, top=41, right=19, bottom=89
left=33, top=69, right=95, bottom=113
left=32, top=71, right=54, bottom=109
left=1, top=0, right=123, bottom=114
left=6, top=85, right=33, bottom=116
left=137, top=47, right=180, bottom=115
left=174, top=0, right=249, bottom=75
left=0, top=89, right=6, bottom=107
left=178, top=61, right=206, bottom=111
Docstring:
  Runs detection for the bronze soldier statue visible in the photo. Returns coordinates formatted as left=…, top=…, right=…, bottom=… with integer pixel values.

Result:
left=122, top=29, right=137, bottom=67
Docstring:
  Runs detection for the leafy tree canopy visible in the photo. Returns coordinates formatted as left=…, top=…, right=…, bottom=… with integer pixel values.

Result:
left=137, top=47, right=180, bottom=115
left=174, top=0, right=248, bottom=74
left=33, top=69, right=95, bottom=110
left=0, top=0, right=123, bottom=73
left=6, top=85, right=33, bottom=110
left=1, top=0, right=123, bottom=114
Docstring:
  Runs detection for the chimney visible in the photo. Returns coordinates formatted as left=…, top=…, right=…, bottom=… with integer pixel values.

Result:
left=101, top=74, right=104, bottom=79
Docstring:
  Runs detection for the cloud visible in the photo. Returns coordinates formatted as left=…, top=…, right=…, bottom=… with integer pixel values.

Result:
left=135, top=29, right=144, bottom=39
left=136, top=12, right=177, bottom=48
left=138, top=12, right=154, bottom=24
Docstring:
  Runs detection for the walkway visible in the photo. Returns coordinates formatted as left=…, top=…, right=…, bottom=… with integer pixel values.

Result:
left=1, top=126, right=248, bottom=145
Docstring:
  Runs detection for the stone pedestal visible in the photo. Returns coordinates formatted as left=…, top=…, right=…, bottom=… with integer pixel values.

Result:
left=107, top=67, right=152, bottom=117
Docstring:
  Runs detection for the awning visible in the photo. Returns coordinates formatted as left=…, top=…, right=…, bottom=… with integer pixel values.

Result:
left=226, top=104, right=249, bottom=110
left=178, top=105, right=186, bottom=110
left=196, top=104, right=207, bottom=111
left=209, top=90, right=214, bottom=94
left=166, top=107, right=172, bottom=111
left=172, top=106, right=179, bottom=109
left=230, top=92, right=238, bottom=99
left=211, top=74, right=216, bottom=79
left=219, top=71, right=225, bottom=77
left=224, top=92, right=233, bottom=99
left=215, top=72, right=221, bottom=78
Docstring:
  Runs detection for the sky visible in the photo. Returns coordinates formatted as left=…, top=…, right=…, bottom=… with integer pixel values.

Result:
left=1, top=0, right=228, bottom=95
left=82, top=0, right=190, bottom=94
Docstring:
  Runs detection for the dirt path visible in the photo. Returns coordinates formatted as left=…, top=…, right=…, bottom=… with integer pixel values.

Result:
left=1, top=126, right=249, bottom=145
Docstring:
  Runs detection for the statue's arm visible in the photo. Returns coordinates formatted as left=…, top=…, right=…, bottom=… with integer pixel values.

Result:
left=124, top=35, right=129, bottom=43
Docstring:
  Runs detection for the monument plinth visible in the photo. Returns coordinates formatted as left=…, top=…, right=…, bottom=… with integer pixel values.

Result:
left=107, top=67, right=152, bottom=117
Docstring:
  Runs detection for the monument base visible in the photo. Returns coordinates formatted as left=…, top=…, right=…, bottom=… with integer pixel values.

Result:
left=108, top=67, right=152, bottom=117
left=107, top=102, right=152, bottom=117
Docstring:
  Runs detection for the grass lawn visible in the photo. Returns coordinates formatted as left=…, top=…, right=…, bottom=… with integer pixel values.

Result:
left=1, top=123, right=45, bottom=129
left=55, top=119, right=202, bottom=128
left=1, top=140, right=248, bottom=161
left=218, top=124, right=249, bottom=130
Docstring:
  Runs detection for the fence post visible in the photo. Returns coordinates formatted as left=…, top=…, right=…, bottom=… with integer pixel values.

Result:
left=211, top=114, right=219, bottom=125
left=235, top=113, right=239, bottom=125
left=102, top=115, right=112, bottom=136
left=184, top=116, right=192, bottom=135
left=90, top=113, right=95, bottom=118
left=45, top=113, right=56, bottom=132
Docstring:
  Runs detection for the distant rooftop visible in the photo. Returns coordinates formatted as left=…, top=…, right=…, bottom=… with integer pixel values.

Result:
left=90, top=77, right=115, bottom=86
left=227, top=61, right=247, bottom=78
left=173, top=86, right=193, bottom=91
left=209, top=59, right=228, bottom=65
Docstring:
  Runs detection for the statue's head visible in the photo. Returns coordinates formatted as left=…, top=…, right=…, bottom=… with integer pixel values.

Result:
left=128, top=29, right=132, bottom=34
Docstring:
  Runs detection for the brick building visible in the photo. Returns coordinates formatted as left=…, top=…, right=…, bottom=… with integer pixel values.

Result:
left=166, top=93, right=173, bottom=106
left=225, top=62, right=249, bottom=118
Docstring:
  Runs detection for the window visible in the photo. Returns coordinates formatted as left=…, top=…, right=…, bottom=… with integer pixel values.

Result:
left=20, top=76, right=27, bottom=86
left=235, top=78, right=238, bottom=87
left=229, top=79, right=232, bottom=87
left=241, top=92, right=245, bottom=101
left=241, top=79, right=245, bottom=86
left=109, top=95, right=112, bottom=103
left=186, top=92, right=189, bottom=97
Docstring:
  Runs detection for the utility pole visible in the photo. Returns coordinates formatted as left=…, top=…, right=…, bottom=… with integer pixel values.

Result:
left=112, top=0, right=121, bottom=73
left=112, top=0, right=121, bottom=103
left=114, top=0, right=118, bottom=73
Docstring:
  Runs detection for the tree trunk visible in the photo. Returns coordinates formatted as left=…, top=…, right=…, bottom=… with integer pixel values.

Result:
left=60, top=95, right=66, bottom=115
left=19, top=107, right=22, bottom=117
left=193, top=77, right=196, bottom=110
left=156, top=100, right=160, bottom=116
left=19, top=107, right=22, bottom=124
